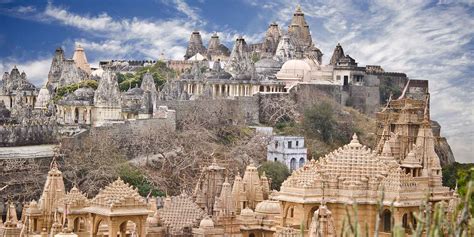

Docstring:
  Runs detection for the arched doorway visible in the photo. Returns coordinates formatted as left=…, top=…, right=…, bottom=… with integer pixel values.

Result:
left=290, top=158, right=297, bottom=171
left=307, top=205, right=319, bottom=229
left=299, top=157, right=305, bottom=167
left=381, top=209, right=392, bottom=233
left=73, top=217, right=86, bottom=233
left=74, top=107, right=79, bottom=124
left=119, top=220, right=138, bottom=237
left=402, top=213, right=408, bottom=230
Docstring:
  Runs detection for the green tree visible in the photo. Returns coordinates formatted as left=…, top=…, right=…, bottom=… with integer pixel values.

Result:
left=119, top=164, right=164, bottom=197
left=116, top=61, right=176, bottom=91
left=303, top=102, right=336, bottom=143
left=53, top=80, right=98, bottom=102
left=258, top=161, right=290, bottom=191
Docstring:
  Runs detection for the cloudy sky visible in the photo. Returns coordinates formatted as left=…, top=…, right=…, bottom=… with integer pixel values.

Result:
left=0, top=0, right=472, bottom=163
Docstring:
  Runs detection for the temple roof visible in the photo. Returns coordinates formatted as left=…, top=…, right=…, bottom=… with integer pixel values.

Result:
left=63, top=186, right=90, bottom=210
left=85, top=178, right=149, bottom=216
left=157, top=194, right=206, bottom=235
left=281, top=134, right=388, bottom=190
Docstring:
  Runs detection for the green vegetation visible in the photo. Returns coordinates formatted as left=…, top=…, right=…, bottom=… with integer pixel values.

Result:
left=258, top=161, right=290, bottom=191
left=116, top=61, right=176, bottom=91
left=275, top=99, right=376, bottom=160
left=443, top=162, right=474, bottom=214
left=53, top=79, right=98, bottom=102
left=119, top=164, right=164, bottom=197
left=379, top=78, right=402, bottom=104
left=303, top=102, right=337, bottom=143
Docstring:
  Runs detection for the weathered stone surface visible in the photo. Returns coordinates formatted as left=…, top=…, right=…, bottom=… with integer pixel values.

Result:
left=329, top=43, right=345, bottom=65
left=94, top=70, right=121, bottom=107
left=224, top=37, right=256, bottom=80
left=184, top=31, right=207, bottom=60
left=47, top=47, right=65, bottom=91
left=58, top=59, right=89, bottom=87
left=207, top=33, right=230, bottom=61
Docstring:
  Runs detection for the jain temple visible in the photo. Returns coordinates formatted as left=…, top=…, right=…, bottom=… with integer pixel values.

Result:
left=0, top=5, right=465, bottom=237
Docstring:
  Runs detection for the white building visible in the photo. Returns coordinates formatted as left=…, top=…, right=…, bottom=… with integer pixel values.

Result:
left=267, top=136, right=307, bottom=171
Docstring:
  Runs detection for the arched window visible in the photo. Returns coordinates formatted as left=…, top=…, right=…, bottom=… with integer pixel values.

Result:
left=249, top=233, right=255, bottom=237
left=290, top=158, right=297, bottom=171
left=402, top=213, right=409, bottom=229
left=288, top=206, right=294, bottom=218
left=74, top=107, right=79, bottom=124
left=299, top=158, right=305, bottom=167
left=382, top=209, right=392, bottom=232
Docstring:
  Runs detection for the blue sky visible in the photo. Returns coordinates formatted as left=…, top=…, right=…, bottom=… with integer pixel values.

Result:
left=0, top=0, right=473, bottom=163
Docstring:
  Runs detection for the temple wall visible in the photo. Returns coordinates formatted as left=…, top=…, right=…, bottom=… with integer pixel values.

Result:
left=158, top=97, right=259, bottom=127
left=0, top=123, right=58, bottom=147
left=348, top=85, right=381, bottom=115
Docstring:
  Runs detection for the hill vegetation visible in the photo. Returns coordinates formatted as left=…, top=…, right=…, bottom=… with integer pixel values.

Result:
left=116, top=61, right=176, bottom=91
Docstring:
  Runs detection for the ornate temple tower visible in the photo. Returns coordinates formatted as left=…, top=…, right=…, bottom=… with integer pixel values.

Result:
left=72, top=45, right=91, bottom=74
left=329, top=43, right=345, bottom=65
left=193, top=159, right=226, bottom=215
left=93, top=70, right=122, bottom=125
left=288, top=5, right=312, bottom=49
left=225, top=36, right=256, bottom=79
left=184, top=31, right=207, bottom=60
left=207, top=33, right=230, bottom=61
left=47, top=47, right=65, bottom=92
left=38, top=161, right=66, bottom=232
left=140, top=72, right=158, bottom=116
left=261, top=22, right=282, bottom=58
left=231, top=162, right=270, bottom=214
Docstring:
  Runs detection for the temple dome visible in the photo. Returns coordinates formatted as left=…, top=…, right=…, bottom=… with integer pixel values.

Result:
left=255, top=58, right=283, bottom=76
left=240, top=207, right=255, bottom=217
left=401, top=149, right=422, bottom=168
left=35, top=86, right=51, bottom=109
left=276, top=59, right=311, bottom=81
left=73, top=87, right=95, bottom=100
left=255, top=200, right=280, bottom=215
left=126, top=87, right=144, bottom=95
left=199, top=216, right=214, bottom=228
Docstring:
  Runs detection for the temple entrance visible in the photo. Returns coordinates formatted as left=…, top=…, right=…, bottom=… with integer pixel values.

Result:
left=307, top=205, right=319, bottom=228
left=381, top=209, right=392, bottom=232
left=118, top=220, right=138, bottom=237
left=299, top=158, right=305, bottom=167
left=73, top=217, right=86, bottom=233
left=74, top=107, right=79, bottom=124
left=290, top=158, right=297, bottom=171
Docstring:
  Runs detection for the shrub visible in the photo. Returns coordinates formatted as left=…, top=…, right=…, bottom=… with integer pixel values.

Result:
left=258, top=161, right=290, bottom=191
left=303, top=102, right=336, bottom=143
left=119, top=164, right=164, bottom=197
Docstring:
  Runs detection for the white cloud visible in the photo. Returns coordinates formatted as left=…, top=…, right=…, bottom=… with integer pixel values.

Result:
left=16, top=5, right=36, bottom=13
left=173, top=0, right=201, bottom=22
left=0, top=58, right=51, bottom=86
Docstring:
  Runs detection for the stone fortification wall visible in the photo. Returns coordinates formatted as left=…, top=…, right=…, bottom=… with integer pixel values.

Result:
left=348, top=85, right=380, bottom=115
left=291, top=84, right=343, bottom=109
left=158, top=97, right=259, bottom=128
left=0, top=122, right=58, bottom=147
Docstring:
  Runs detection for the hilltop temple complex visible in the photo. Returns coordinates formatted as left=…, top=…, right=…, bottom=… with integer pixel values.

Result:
left=0, top=4, right=462, bottom=237
left=0, top=93, right=459, bottom=236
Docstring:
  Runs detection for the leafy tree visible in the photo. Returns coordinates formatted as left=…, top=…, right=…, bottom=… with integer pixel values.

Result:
left=116, top=61, right=176, bottom=91
left=303, top=102, right=336, bottom=143
left=442, top=162, right=474, bottom=214
left=379, top=78, right=402, bottom=104
left=119, top=164, right=164, bottom=197
left=53, top=79, right=98, bottom=101
left=258, top=161, right=290, bottom=191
